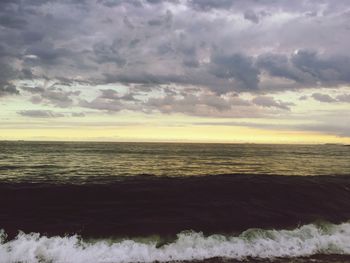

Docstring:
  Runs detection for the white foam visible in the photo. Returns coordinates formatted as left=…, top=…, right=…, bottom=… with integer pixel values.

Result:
left=1, top=222, right=350, bottom=263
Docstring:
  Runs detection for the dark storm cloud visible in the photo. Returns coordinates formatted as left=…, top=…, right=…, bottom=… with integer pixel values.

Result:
left=0, top=61, right=19, bottom=97
left=311, top=93, right=337, bottom=103
left=18, top=110, right=65, bottom=118
left=92, top=42, right=127, bottom=66
left=243, top=10, right=260, bottom=24
left=336, top=94, right=350, bottom=103
left=0, top=83, right=19, bottom=97
left=21, top=84, right=81, bottom=107
left=98, top=88, right=139, bottom=102
left=79, top=85, right=265, bottom=117
left=257, top=50, right=350, bottom=90
left=146, top=93, right=232, bottom=113
left=0, top=15, right=27, bottom=29
left=188, top=0, right=236, bottom=11
left=310, top=93, right=350, bottom=103
left=98, top=0, right=179, bottom=7
left=98, top=0, right=142, bottom=7
left=26, top=44, right=72, bottom=65
left=292, top=50, right=350, bottom=85
left=79, top=88, right=140, bottom=112
left=79, top=98, right=124, bottom=112
left=146, top=0, right=180, bottom=4
left=71, top=112, right=86, bottom=117
left=252, top=96, right=294, bottom=111
left=143, top=92, right=261, bottom=117
left=209, top=53, right=260, bottom=92
left=257, top=54, right=302, bottom=83
left=1, top=0, right=350, bottom=117
left=188, top=0, right=350, bottom=13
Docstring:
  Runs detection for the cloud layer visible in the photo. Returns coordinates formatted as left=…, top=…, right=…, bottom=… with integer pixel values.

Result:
left=0, top=0, right=349, bottom=130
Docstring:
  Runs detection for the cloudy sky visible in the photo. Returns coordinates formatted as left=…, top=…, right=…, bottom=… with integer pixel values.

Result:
left=1, top=0, right=350, bottom=143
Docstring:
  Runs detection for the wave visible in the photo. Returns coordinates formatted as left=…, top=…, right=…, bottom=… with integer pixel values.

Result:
left=2, top=222, right=350, bottom=263
left=2, top=174, right=350, bottom=239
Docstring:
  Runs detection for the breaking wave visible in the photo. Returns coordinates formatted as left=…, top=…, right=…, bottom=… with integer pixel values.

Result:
left=1, top=222, right=350, bottom=263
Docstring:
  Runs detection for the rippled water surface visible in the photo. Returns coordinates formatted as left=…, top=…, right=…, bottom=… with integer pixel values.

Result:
left=0, top=141, right=349, bottom=183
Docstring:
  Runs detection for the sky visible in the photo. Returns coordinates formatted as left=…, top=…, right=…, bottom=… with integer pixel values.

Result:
left=0, top=0, right=350, bottom=143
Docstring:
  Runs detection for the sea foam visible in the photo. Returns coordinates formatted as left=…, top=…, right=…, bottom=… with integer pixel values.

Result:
left=1, top=222, right=350, bottom=263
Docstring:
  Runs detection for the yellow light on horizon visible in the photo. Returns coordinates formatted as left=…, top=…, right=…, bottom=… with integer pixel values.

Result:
left=1, top=125, right=349, bottom=144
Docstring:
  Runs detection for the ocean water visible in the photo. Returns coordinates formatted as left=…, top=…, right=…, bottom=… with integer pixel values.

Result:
left=0, top=141, right=350, bottom=263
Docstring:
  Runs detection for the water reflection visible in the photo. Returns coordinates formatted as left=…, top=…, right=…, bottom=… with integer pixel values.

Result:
left=0, top=141, right=349, bottom=183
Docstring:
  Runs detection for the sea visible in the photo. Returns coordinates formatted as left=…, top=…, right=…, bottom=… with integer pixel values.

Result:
left=0, top=141, right=350, bottom=263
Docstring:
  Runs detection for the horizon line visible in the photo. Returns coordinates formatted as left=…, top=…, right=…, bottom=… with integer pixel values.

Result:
left=0, top=139, right=347, bottom=146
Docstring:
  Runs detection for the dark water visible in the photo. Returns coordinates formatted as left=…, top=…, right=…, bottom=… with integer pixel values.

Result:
left=0, top=141, right=350, bottom=263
